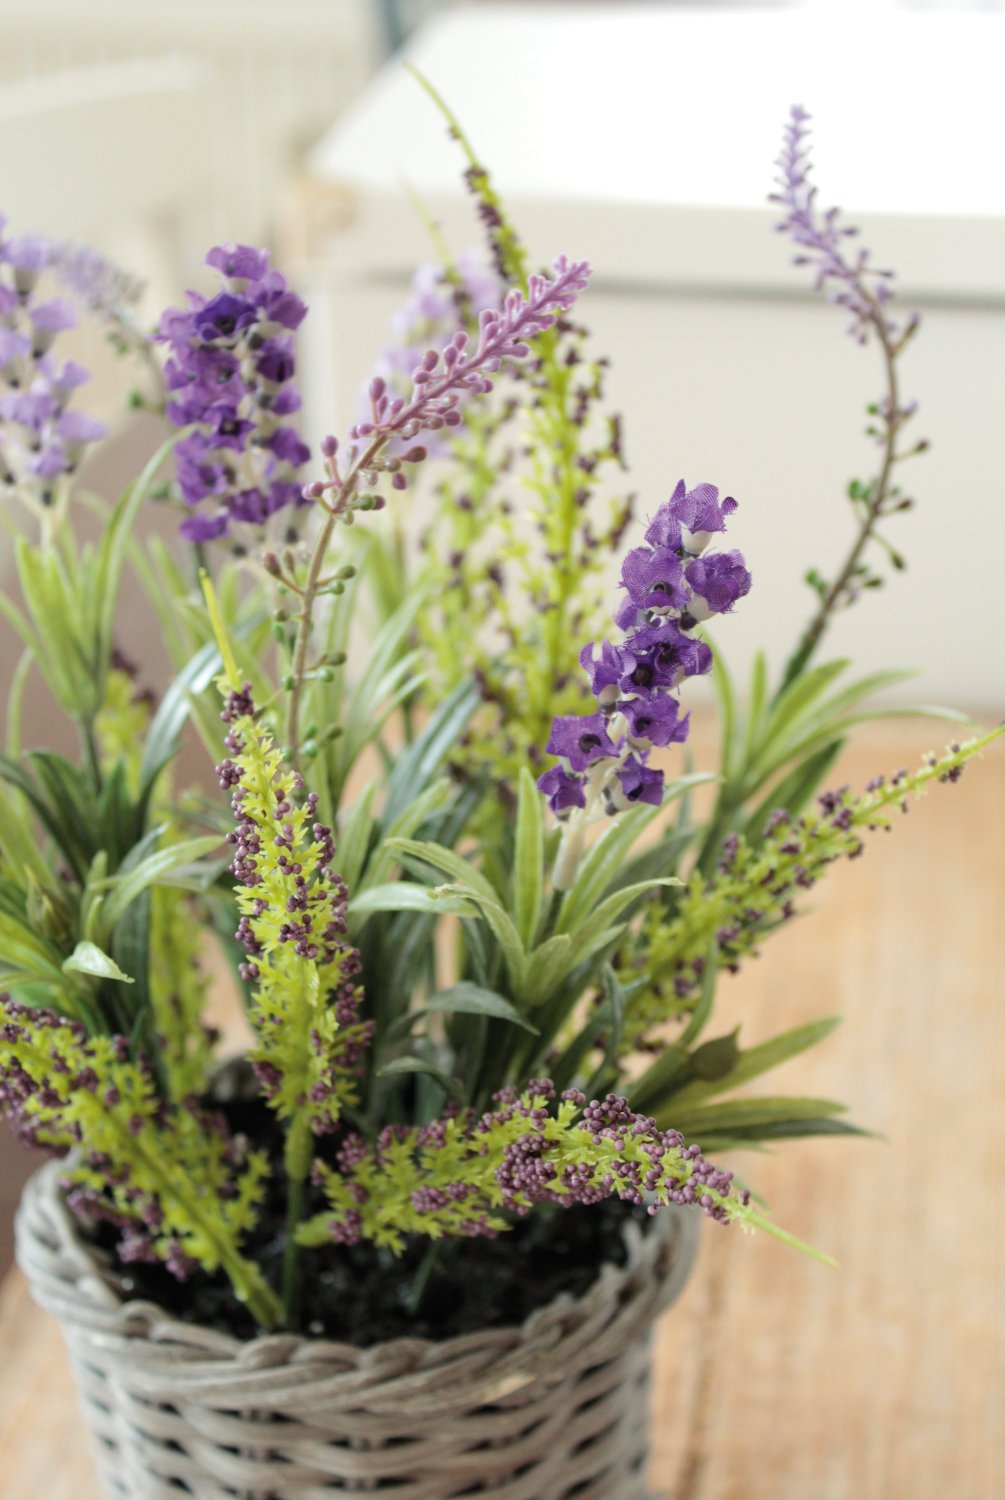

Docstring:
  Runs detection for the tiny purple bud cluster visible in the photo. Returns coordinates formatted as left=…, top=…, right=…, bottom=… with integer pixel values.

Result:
left=215, top=685, right=372, bottom=1124
left=305, top=256, right=590, bottom=508
left=157, top=244, right=310, bottom=541
left=316, top=1079, right=748, bottom=1247
left=538, top=481, right=750, bottom=818
left=0, top=213, right=107, bottom=502
left=369, top=253, right=500, bottom=419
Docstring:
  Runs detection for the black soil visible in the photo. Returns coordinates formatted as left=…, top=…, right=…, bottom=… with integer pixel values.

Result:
left=91, top=1090, right=651, bottom=1346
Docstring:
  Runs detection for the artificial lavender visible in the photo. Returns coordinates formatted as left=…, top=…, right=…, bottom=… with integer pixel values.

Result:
left=0, top=215, right=107, bottom=503
left=158, top=244, right=311, bottom=541
left=538, top=480, right=750, bottom=880
left=306, top=256, right=591, bottom=507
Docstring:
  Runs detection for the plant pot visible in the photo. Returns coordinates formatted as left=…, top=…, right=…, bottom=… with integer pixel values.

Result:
left=16, top=1161, right=699, bottom=1499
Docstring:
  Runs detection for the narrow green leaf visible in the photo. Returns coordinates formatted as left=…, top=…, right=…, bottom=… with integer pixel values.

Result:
left=556, top=803, right=664, bottom=935
left=419, top=983, right=539, bottom=1033
left=513, top=767, right=544, bottom=947
left=100, top=836, right=222, bottom=928
left=669, top=1095, right=848, bottom=1134
left=523, top=933, right=574, bottom=1008
left=387, top=838, right=499, bottom=907
left=377, top=1055, right=465, bottom=1099
left=349, top=883, right=473, bottom=918
left=666, top=1017, right=843, bottom=1110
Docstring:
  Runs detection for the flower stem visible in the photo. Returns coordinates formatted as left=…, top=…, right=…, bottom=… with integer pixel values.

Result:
left=778, top=300, right=903, bottom=694
left=281, top=1114, right=313, bottom=1330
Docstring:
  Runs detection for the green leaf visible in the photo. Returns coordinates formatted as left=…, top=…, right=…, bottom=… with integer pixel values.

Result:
left=382, top=680, right=480, bottom=827
left=62, top=940, right=133, bottom=984
left=444, top=886, right=527, bottom=996
left=523, top=934, right=575, bottom=1008
left=740, top=648, right=769, bottom=771
left=668, top=1095, right=848, bottom=1135
left=746, top=739, right=846, bottom=831
left=349, top=883, right=474, bottom=918
left=338, top=779, right=378, bottom=895
left=556, top=803, right=664, bottom=935
left=758, top=660, right=851, bottom=756
left=689, top=1028, right=741, bottom=1081
left=513, top=767, right=544, bottom=947
left=100, top=836, right=222, bottom=928
left=140, top=640, right=221, bottom=793
left=417, top=983, right=539, bottom=1033
left=710, top=645, right=738, bottom=780
left=377, top=1055, right=465, bottom=1100
left=386, top=838, right=499, bottom=907
left=567, top=878, right=679, bottom=941
left=667, top=1016, right=843, bottom=1109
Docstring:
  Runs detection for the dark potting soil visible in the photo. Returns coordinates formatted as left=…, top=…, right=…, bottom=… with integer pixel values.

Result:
left=91, top=1090, right=651, bottom=1346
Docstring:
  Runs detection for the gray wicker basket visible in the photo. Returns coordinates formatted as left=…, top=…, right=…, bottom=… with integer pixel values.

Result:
left=16, top=1161, right=699, bottom=1499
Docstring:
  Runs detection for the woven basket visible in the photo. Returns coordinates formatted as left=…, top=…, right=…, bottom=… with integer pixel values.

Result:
left=16, top=1161, right=699, bottom=1499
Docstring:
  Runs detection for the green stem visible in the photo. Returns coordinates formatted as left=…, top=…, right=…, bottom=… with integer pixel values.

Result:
left=778, top=304, right=902, bottom=695
left=281, top=1114, right=313, bottom=1330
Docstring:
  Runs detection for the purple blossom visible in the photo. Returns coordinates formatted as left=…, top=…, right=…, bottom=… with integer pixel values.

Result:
left=620, top=692, right=689, bottom=749
left=537, top=765, right=587, bottom=818
left=28, top=299, right=77, bottom=354
left=157, top=244, right=311, bottom=540
left=46, top=241, right=145, bottom=322
left=309, top=256, right=591, bottom=508
left=684, top=550, right=752, bottom=620
left=205, top=243, right=270, bottom=283
left=613, top=756, right=665, bottom=809
left=620, top=545, right=689, bottom=613
left=546, top=712, right=617, bottom=772
left=538, top=478, right=748, bottom=858
left=644, top=479, right=738, bottom=555
left=769, top=105, right=913, bottom=347
left=0, top=216, right=107, bottom=499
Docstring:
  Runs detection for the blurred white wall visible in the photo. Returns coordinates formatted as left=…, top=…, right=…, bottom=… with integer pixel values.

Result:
left=298, top=2, right=1005, bottom=713
left=0, top=0, right=378, bottom=257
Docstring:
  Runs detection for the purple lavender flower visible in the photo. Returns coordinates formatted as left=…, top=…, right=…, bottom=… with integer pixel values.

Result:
left=537, top=479, right=748, bottom=855
left=0, top=217, right=107, bottom=501
left=309, top=256, right=591, bottom=507
left=770, top=106, right=912, bottom=347
left=684, top=550, right=752, bottom=621
left=157, top=243, right=310, bottom=541
left=546, top=712, right=617, bottom=772
left=644, top=478, right=738, bottom=555
left=537, top=765, right=587, bottom=817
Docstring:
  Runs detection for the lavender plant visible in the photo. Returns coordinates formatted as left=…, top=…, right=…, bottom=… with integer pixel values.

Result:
left=0, top=103, right=999, bottom=1339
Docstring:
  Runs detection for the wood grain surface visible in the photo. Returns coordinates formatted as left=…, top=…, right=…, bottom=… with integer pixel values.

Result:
left=0, top=724, right=1001, bottom=1500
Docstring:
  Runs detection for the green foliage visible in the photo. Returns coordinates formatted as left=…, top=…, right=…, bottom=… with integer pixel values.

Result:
left=298, top=1085, right=771, bottom=1257
left=1, top=998, right=280, bottom=1325
left=628, top=731, right=998, bottom=1053
left=149, top=886, right=215, bottom=1101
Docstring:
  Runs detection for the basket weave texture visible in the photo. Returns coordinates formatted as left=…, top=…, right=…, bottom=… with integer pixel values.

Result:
left=16, top=1161, right=698, bottom=1499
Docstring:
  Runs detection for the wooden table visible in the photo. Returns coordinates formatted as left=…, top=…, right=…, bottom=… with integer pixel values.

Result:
left=1, top=725, right=1001, bottom=1500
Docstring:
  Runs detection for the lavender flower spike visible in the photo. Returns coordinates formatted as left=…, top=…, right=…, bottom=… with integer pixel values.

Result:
left=157, top=243, right=310, bottom=542
left=308, top=256, right=591, bottom=506
left=769, top=105, right=914, bottom=347
left=538, top=479, right=750, bottom=888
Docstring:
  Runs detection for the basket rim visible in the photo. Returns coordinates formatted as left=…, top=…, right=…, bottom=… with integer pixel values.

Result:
left=15, top=1159, right=701, bottom=1374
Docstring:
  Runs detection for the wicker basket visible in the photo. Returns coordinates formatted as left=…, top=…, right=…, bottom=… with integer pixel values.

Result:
left=16, top=1161, right=699, bottom=1499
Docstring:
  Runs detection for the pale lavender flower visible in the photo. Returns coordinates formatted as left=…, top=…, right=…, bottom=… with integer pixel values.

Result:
left=309, top=256, right=591, bottom=506
left=769, top=105, right=916, bottom=347
left=0, top=216, right=107, bottom=501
